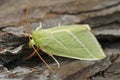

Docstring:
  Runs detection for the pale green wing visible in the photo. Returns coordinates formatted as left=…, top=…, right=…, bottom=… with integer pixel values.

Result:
left=32, top=25, right=106, bottom=60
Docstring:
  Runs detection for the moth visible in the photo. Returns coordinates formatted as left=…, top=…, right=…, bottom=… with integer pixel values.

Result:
left=25, top=0, right=106, bottom=72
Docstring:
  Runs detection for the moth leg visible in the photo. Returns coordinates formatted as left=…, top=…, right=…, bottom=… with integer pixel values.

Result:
left=32, top=46, right=54, bottom=73
left=0, top=48, right=4, bottom=51
left=23, top=51, right=36, bottom=60
left=21, top=33, right=32, bottom=38
left=50, top=55, right=60, bottom=68
left=36, top=22, right=42, bottom=30
left=40, top=48, right=60, bottom=68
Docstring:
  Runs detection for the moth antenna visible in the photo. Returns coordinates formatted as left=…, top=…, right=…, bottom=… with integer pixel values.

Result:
left=36, top=22, right=42, bottom=30
left=40, top=48, right=60, bottom=68
left=25, top=0, right=31, bottom=39
left=23, top=51, right=36, bottom=61
left=32, top=46, right=54, bottom=73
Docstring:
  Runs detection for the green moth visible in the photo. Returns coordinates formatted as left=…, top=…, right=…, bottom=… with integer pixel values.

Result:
left=29, top=24, right=106, bottom=60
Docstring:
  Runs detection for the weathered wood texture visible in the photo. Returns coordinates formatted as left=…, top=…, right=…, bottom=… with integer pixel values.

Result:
left=0, top=0, right=120, bottom=80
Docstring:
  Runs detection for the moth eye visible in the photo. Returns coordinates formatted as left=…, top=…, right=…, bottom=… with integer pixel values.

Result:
left=30, top=36, right=32, bottom=39
left=27, top=34, right=32, bottom=39
left=33, top=45, right=37, bottom=49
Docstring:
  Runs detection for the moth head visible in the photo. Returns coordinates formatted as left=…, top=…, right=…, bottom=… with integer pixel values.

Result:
left=24, top=33, right=35, bottom=48
left=29, top=39, right=35, bottom=48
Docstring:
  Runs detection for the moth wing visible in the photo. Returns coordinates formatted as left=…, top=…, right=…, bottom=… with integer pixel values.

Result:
left=36, top=25, right=105, bottom=60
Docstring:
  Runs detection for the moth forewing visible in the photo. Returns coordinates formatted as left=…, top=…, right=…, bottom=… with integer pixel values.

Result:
left=31, top=25, right=106, bottom=60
